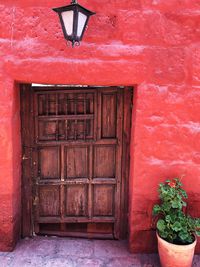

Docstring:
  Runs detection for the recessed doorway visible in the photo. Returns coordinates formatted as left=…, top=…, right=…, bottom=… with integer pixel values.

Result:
left=21, top=85, right=132, bottom=239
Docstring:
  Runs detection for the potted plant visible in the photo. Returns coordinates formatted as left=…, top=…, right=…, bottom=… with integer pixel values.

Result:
left=153, top=178, right=200, bottom=267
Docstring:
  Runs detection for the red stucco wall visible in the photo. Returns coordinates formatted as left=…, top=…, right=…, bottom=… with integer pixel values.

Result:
left=0, top=0, right=200, bottom=252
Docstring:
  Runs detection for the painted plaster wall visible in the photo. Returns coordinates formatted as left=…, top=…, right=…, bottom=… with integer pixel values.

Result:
left=0, top=0, right=200, bottom=252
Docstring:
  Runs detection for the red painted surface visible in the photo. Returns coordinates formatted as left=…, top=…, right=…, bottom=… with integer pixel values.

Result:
left=0, top=0, right=200, bottom=252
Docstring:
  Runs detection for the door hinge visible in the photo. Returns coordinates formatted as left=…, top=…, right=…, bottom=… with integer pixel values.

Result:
left=33, top=196, right=39, bottom=206
left=22, top=154, right=29, bottom=160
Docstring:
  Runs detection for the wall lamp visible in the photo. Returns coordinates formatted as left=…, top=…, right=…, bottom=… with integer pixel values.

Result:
left=53, top=0, right=95, bottom=47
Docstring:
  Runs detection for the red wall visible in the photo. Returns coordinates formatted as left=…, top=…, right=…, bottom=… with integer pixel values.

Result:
left=0, top=0, right=200, bottom=252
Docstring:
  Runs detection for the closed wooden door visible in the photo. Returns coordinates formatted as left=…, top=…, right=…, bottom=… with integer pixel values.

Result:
left=21, top=86, right=132, bottom=239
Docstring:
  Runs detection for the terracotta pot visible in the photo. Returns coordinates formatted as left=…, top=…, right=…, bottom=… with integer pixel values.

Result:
left=157, top=232, right=197, bottom=267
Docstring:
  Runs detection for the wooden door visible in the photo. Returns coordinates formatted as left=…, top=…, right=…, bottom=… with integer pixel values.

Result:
left=21, top=86, right=132, bottom=239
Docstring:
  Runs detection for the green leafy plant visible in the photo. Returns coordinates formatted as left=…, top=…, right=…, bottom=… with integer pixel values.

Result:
left=153, top=178, right=200, bottom=245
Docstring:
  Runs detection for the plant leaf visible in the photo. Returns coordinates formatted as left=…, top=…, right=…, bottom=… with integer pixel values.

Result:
left=196, top=230, right=200, bottom=236
left=172, top=222, right=182, bottom=232
left=153, top=205, right=161, bottom=215
left=157, top=219, right=166, bottom=232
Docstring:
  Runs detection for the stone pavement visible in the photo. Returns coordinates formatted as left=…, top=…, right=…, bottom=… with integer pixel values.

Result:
left=0, top=236, right=200, bottom=267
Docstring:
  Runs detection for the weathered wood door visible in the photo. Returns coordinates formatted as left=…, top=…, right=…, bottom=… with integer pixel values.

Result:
left=21, top=86, right=132, bottom=239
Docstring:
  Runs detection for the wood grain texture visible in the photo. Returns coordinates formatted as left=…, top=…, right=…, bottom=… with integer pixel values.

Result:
left=21, top=86, right=132, bottom=239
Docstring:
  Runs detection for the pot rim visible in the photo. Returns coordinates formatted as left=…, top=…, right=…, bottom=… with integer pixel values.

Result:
left=156, top=231, right=197, bottom=248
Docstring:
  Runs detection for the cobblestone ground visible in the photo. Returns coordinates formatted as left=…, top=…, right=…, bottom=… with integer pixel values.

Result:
left=0, top=236, right=200, bottom=267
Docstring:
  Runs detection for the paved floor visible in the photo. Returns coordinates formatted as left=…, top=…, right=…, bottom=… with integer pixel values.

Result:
left=0, top=236, right=200, bottom=267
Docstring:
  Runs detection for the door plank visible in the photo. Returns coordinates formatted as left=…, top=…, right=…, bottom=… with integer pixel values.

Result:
left=120, top=87, right=133, bottom=238
left=88, top=145, right=93, bottom=219
left=21, top=84, right=34, bottom=237
left=114, top=89, right=124, bottom=239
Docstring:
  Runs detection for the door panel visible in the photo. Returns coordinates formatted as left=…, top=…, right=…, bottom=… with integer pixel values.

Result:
left=101, top=93, right=117, bottom=138
left=65, top=146, right=89, bottom=178
left=21, top=86, right=132, bottom=239
left=39, top=147, right=60, bottom=179
left=93, top=146, right=116, bottom=178
left=39, top=186, right=60, bottom=216
left=93, top=185, right=114, bottom=216
left=65, top=185, right=88, bottom=216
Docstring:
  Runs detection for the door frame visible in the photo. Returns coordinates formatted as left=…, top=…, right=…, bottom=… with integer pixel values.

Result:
left=20, top=84, right=133, bottom=239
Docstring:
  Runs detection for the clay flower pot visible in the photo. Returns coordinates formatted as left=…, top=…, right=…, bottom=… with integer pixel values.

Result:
left=157, top=232, right=197, bottom=267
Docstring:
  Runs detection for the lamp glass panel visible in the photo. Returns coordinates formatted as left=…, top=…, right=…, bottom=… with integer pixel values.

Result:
left=61, top=10, right=74, bottom=36
left=77, top=12, right=87, bottom=37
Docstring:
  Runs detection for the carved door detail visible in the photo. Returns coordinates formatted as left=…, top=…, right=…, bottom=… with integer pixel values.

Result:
left=21, top=86, right=132, bottom=239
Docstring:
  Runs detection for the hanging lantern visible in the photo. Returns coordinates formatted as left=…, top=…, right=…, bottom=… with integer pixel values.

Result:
left=53, top=0, right=95, bottom=47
